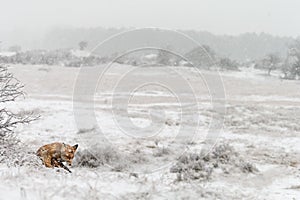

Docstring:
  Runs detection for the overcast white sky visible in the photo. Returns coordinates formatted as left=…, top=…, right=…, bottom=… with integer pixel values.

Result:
left=0, top=0, right=299, bottom=37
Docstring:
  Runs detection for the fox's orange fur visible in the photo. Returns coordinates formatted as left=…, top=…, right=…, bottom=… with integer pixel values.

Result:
left=36, top=142, right=78, bottom=171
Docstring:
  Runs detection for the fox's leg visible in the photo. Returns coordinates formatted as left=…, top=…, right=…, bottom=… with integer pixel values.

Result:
left=38, top=155, right=48, bottom=167
left=44, top=159, right=53, bottom=168
left=37, top=148, right=54, bottom=168
left=51, top=158, right=61, bottom=168
left=44, top=155, right=54, bottom=168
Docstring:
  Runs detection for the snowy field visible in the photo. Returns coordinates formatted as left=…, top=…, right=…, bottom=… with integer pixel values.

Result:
left=1, top=64, right=300, bottom=199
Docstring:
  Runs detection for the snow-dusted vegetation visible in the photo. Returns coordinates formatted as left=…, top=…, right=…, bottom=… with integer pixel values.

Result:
left=0, top=63, right=299, bottom=199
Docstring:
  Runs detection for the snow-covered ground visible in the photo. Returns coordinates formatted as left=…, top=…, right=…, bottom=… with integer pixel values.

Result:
left=1, top=64, right=300, bottom=199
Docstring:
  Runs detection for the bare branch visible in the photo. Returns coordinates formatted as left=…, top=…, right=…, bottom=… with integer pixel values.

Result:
left=0, top=64, right=38, bottom=137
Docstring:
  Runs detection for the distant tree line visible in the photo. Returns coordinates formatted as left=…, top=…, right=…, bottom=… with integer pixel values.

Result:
left=0, top=49, right=109, bottom=67
left=1, top=39, right=300, bottom=80
left=153, top=45, right=240, bottom=71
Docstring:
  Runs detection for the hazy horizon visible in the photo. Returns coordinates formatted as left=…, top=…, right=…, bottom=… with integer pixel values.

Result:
left=0, top=0, right=298, bottom=61
left=1, top=0, right=299, bottom=38
left=1, top=25, right=299, bottom=38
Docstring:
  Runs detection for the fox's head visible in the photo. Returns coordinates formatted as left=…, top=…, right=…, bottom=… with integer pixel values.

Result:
left=61, top=143, right=78, bottom=166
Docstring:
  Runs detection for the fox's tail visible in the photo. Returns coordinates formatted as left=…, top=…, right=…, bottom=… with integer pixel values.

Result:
left=36, top=147, right=43, bottom=157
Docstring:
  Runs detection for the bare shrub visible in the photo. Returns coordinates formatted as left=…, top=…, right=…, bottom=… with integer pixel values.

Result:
left=74, top=145, right=121, bottom=167
left=170, top=153, right=213, bottom=181
left=153, top=146, right=171, bottom=157
left=16, top=108, right=42, bottom=118
left=0, top=135, right=41, bottom=168
left=0, top=65, right=38, bottom=166
left=239, top=161, right=258, bottom=173
left=170, top=143, right=257, bottom=181
left=207, top=143, right=237, bottom=164
left=74, top=144, right=148, bottom=172
left=38, top=67, right=51, bottom=72
left=76, top=127, right=96, bottom=134
left=287, top=185, right=300, bottom=190
left=74, top=145, right=130, bottom=171
left=0, top=65, right=38, bottom=136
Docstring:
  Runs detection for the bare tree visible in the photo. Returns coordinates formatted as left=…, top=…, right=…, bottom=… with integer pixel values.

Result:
left=218, top=57, right=239, bottom=71
left=157, top=45, right=174, bottom=66
left=0, top=65, right=38, bottom=138
left=78, top=41, right=88, bottom=51
left=264, top=53, right=281, bottom=75
left=184, top=45, right=216, bottom=69
left=282, top=40, right=300, bottom=79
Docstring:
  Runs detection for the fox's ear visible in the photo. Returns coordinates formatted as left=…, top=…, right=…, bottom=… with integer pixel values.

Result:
left=73, top=144, right=78, bottom=150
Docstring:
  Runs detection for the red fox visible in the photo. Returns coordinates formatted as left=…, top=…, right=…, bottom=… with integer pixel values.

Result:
left=36, top=142, right=78, bottom=173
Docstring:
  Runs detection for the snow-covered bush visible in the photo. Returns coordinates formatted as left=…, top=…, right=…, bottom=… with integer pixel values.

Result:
left=74, top=143, right=149, bottom=172
left=170, top=143, right=258, bottom=181
left=74, top=145, right=123, bottom=169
